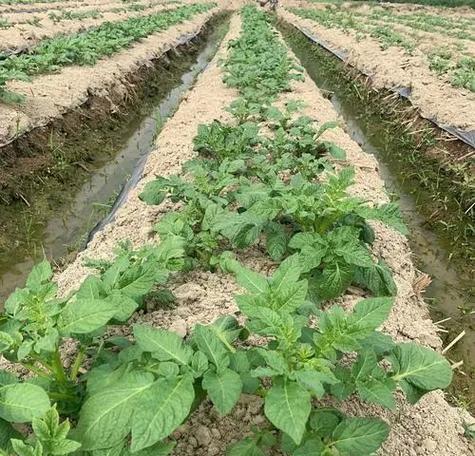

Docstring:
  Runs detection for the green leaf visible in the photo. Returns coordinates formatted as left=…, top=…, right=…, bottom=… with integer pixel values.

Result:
left=331, top=417, right=389, bottom=455
left=26, top=260, right=53, bottom=291
left=315, top=262, right=353, bottom=299
left=354, top=261, right=397, bottom=297
left=118, top=266, right=157, bottom=300
left=0, top=332, right=14, bottom=352
left=398, top=379, right=426, bottom=405
left=76, top=276, right=104, bottom=299
left=293, top=370, right=331, bottom=398
left=130, top=375, right=194, bottom=452
left=272, top=281, right=308, bottom=314
left=209, top=316, right=243, bottom=346
left=227, top=437, right=265, bottom=456
left=217, top=213, right=265, bottom=248
left=58, top=299, right=116, bottom=335
left=202, top=368, right=242, bottom=415
left=233, top=264, right=268, bottom=295
left=46, top=439, right=81, bottom=455
left=349, top=297, right=393, bottom=334
left=264, top=378, right=311, bottom=445
left=358, top=203, right=408, bottom=235
left=0, top=418, right=21, bottom=449
left=316, top=121, right=339, bottom=138
left=0, top=371, right=18, bottom=387
left=0, top=384, right=50, bottom=423
left=131, top=441, right=176, bottom=456
left=139, top=180, right=167, bottom=205
left=193, top=324, right=229, bottom=370
left=293, top=439, right=324, bottom=455
left=134, top=325, right=192, bottom=366
left=270, top=255, right=302, bottom=294
left=253, top=349, right=287, bottom=377
left=322, top=141, right=346, bottom=160
left=34, top=328, right=59, bottom=353
left=352, top=350, right=396, bottom=409
left=90, top=442, right=124, bottom=456
left=10, top=439, right=42, bottom=456
left=265, top=223, right=288, bottom=261
left=309, top=408, right=342, bottom=437
left=390, top=343, right=453, bottom=391
left=191, top=351, right=209, bottom=378
left=357, top=379, right=396, bottom=410
left=106, top=291, right=138, bottom=322
left=76, top=372, right=154, bottom=451
left=335, top=241, right=373, bottom=268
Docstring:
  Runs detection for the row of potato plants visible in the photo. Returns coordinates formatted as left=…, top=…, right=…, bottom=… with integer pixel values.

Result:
left=0, top=6, right=453, bottom=456
left=0, top=2, right=215, bottom=103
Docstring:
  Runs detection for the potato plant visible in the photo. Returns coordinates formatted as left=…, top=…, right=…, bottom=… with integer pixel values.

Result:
left=0, top=6, right=454, bottom=456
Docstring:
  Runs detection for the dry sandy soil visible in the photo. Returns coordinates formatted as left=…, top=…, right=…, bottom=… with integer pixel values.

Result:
left=0, top=0, right=133, bottom=20
left=0, top=0, right=131, bottom=14
left=0, top=3, right=222, bottom=148
left=46, top=10, right=475, bottom=456
left=279, top=3, right=475, bottom=133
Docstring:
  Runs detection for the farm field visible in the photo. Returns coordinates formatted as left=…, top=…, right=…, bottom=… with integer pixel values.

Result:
left=281, top=0, right=475, bottom=134
left=0, top=1, right=474, bottom=456
left=0, top=0, right=185, bottom=54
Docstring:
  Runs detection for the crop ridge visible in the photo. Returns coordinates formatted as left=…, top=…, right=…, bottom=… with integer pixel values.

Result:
left=279, top=7, right=475, bottom=134
left=0, top=6, right=220, bottom=148
left=0, top=0, right=191, bottom=54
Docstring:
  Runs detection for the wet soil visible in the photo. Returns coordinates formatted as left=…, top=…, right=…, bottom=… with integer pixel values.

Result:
left=278, top=7, right=475, bottom=132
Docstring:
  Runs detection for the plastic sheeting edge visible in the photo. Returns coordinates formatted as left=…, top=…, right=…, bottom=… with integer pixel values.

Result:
left=289, top=21, right=475, bottom=149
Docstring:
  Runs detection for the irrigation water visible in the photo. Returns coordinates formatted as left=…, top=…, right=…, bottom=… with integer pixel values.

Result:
left=279, top=19, right=475, bottom=413
left=0, top=15, right=229, bottom=301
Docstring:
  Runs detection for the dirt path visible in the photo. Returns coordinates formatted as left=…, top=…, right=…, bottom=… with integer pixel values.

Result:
left=0, top=6, right=220, bottom=148
left=50, top=10, right=474, bottom=455
left=0, top=0, right=186, bottom=53
left=278, top=8, right=475, bottom=133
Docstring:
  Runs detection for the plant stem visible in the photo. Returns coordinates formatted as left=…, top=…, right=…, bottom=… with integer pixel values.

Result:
left=70, top=345, right=86, bottom=381
left=51, top=350, right=69, bottom=385
left=48, top=391, right=77, bottom=402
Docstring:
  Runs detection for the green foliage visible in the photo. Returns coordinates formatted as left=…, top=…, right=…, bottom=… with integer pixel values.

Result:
left=224, top=5, right=304, bottom=106
left=48, top=10, right=102, bottom=23
left=0, top=5, right=455, bottom=456
left=0, top=240, right=185, bottom=453
left=0, top=3, right=216, bottom=104
left=221, top=258, right=451, bottom=451
left=452, top=57, right=475, bottom=92
left=7, top=406, right=81, bottom=456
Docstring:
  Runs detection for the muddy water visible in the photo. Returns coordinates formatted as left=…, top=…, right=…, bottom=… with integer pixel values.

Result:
left=280, top=22, right=475, bottom=411
left=0, top=17, right=229, bottom=302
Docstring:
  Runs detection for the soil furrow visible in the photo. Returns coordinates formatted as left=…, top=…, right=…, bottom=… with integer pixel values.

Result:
left=278, top=8, right=475, bottom=133
left=0, top=6, right=220, bottom=151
